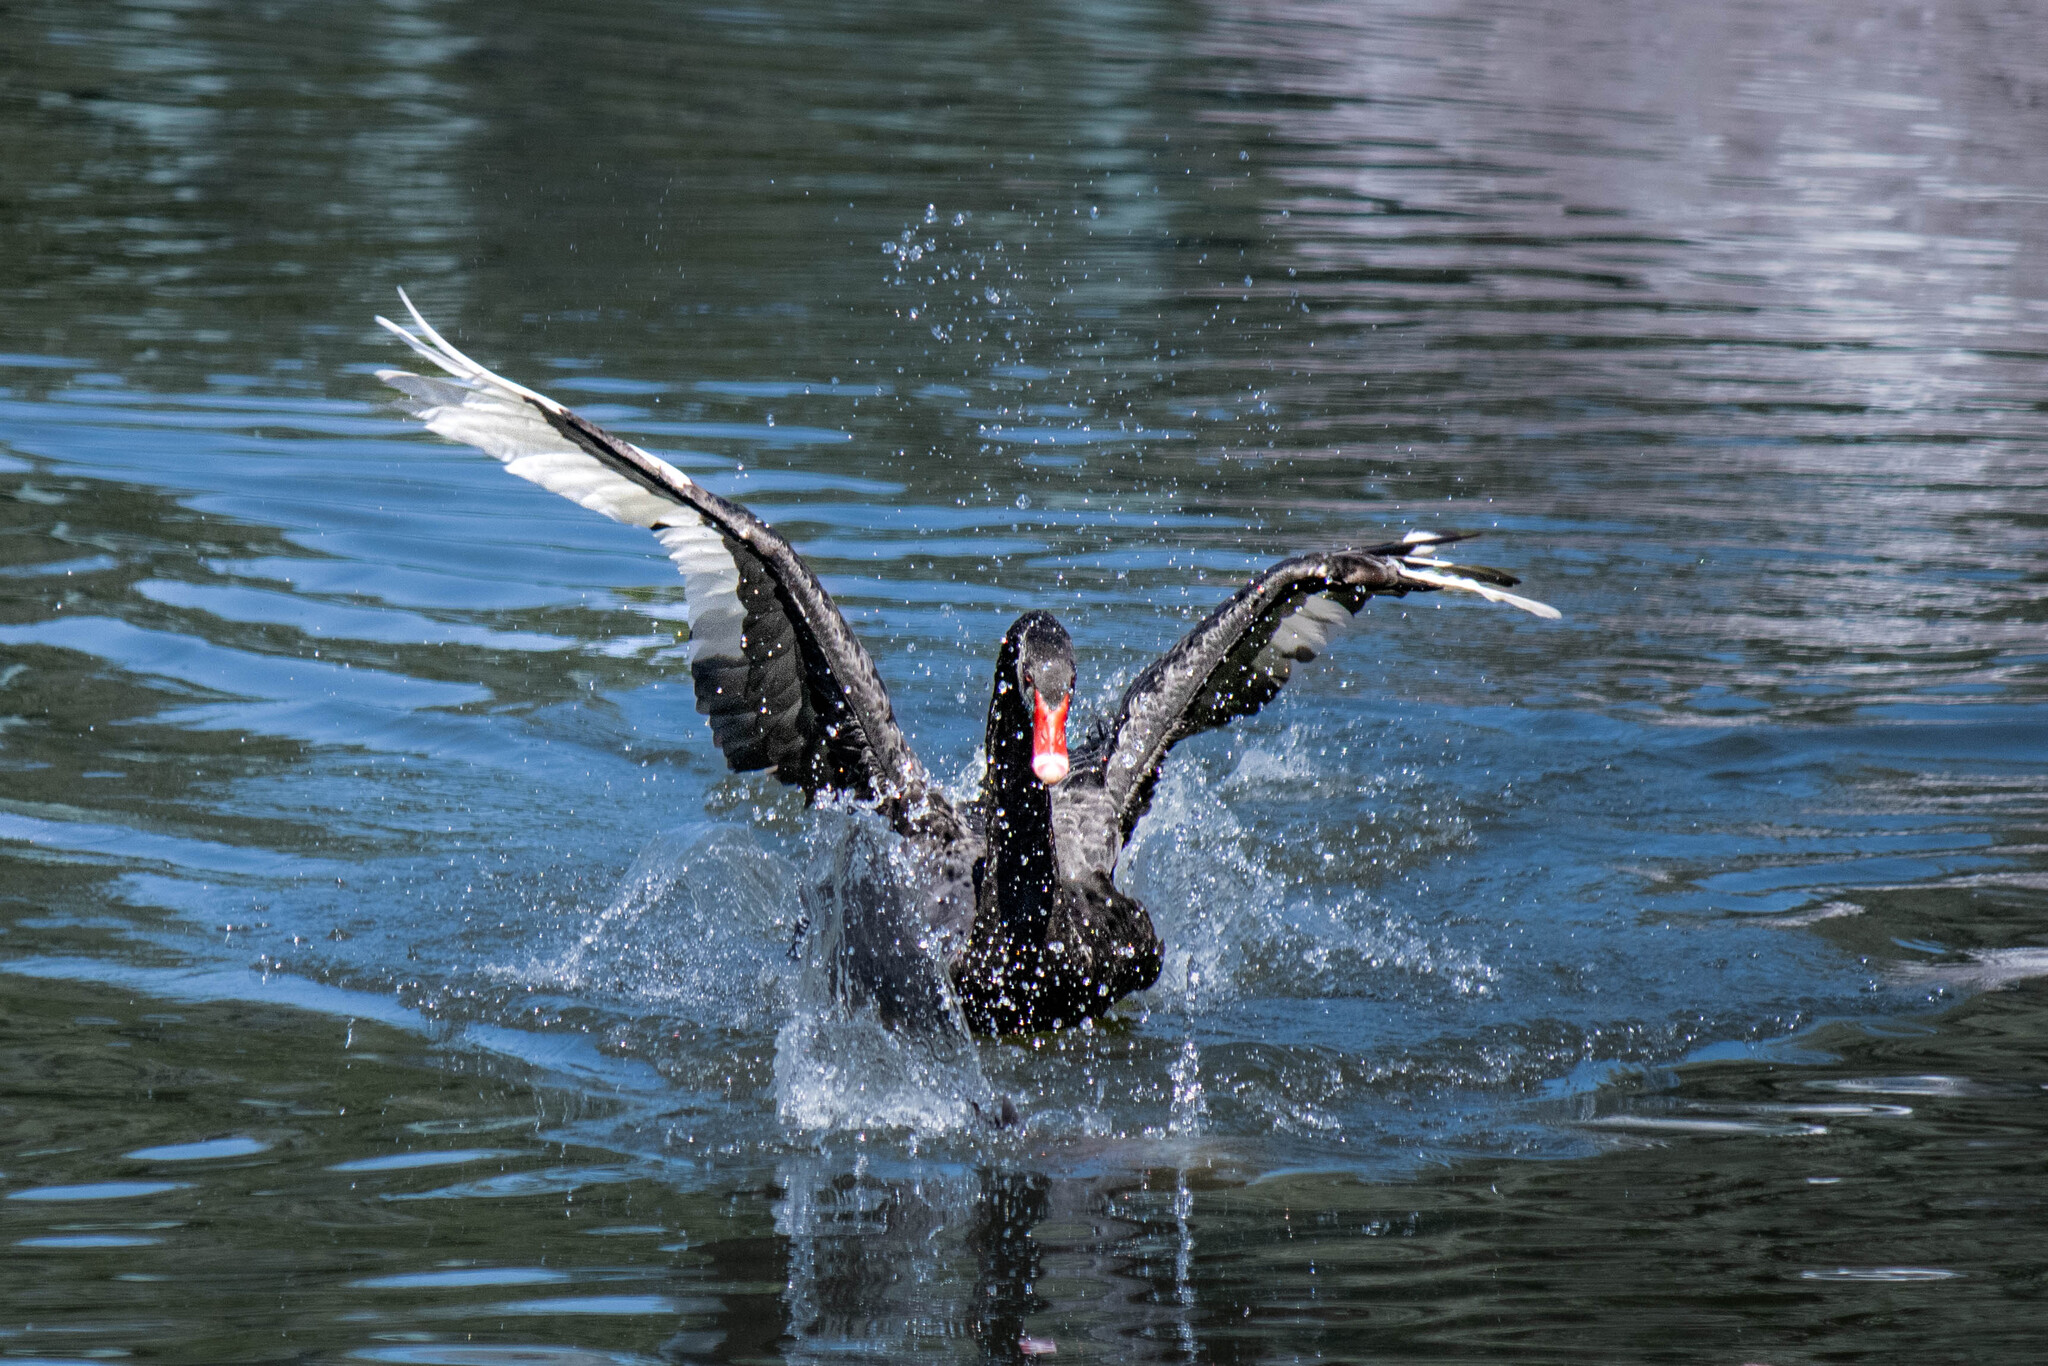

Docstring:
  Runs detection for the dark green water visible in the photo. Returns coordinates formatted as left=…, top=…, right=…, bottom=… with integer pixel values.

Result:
left=3, top=0, right=2046, bottom=1361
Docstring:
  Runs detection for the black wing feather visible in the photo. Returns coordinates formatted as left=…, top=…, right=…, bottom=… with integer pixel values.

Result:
left=372, top=291, right=928, bottom=812
left=1086, top=537, right=1554, bottom=844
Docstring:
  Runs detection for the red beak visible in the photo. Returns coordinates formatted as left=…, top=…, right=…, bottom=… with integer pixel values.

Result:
left=1030, top=689, right=1070, bottom=786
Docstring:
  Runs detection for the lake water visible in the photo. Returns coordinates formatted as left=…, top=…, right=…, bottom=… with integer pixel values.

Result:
left=3, top=0, right=2046, bottom=1360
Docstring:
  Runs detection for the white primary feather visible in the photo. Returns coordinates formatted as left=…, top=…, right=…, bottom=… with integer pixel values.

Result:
left=1390, top=531, right=1560, bottom=618
left=1395, top=564, right=1562, bottom=619
left=376, top=289, right=751, bottom=664
left=376, top=288, right=563, bottom=411
left=374, top=289, right=692, bottom=531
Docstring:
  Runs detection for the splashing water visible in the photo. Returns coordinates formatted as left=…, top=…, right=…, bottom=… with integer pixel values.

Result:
left=508, top=807, right=999, bottom=1137
left=537, top=821, right=803, bottom=1031
left=1121, top=731, right=1496, bottom=1008
left=1167, top=1036, right=1206, bottom=1136
left=771, top=814, right=998, bottom=1134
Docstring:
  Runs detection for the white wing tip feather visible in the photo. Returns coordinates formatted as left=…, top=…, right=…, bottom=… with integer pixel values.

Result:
left=1397, top=565, right=1562, bottom=619
left=375, top=289, right=566, bottom=414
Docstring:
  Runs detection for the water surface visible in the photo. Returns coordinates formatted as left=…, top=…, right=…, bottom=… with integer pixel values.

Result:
left=3, top=0, right=2046, bottom=1361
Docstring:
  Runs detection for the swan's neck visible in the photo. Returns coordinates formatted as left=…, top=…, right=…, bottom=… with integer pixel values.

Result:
left=982, top=647, right=1058, bottom=931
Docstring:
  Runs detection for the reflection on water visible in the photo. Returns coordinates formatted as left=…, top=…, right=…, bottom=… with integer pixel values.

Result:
left=4, top=0, right=2047, bottom=1360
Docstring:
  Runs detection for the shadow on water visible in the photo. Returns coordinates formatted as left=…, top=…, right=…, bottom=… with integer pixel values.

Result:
left=2, top=0, right=2047, bottom=1359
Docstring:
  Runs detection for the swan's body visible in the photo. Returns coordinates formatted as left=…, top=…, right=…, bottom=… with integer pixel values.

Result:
left=373, top=292, right=1557, bottom=1036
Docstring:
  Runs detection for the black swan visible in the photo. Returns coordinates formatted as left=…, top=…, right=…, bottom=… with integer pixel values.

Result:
left=373, top=292, right=1558, bottom=1036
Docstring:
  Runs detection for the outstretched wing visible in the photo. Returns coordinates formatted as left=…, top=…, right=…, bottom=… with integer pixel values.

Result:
left=372, top=290, right=929, bottom=808
left=1078, top=533, right=1558, bottom=842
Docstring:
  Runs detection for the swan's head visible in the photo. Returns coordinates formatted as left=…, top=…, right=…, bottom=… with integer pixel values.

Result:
left=1007, top=612, right=1074, bottom=786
